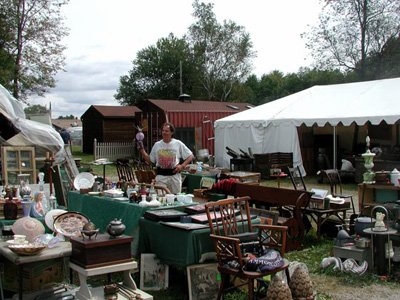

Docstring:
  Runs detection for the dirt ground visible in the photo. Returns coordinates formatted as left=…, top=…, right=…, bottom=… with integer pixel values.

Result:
left=311, top=274, right=400, bottom=300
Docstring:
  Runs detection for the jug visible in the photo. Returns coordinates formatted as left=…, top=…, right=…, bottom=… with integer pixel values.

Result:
left=390, top=168, right=400, bottom=186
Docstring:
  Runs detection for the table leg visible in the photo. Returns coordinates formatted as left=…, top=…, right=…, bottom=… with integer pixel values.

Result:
left=374, top=235, right=387, bottom=276
left=123, top=270, right=137, bottom=290
left=75, top=272, right=92, bottom=300
left=103, top=165, right=106, bottom=181
left=18, top=265, right=23, bottom=300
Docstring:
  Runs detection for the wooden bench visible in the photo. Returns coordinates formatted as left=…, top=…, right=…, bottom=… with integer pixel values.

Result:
left=233, top=182, right=312, bottom=251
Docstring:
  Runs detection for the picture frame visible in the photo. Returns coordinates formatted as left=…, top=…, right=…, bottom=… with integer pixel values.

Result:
left=187, top=263, right=219, bottom=300
left=140, top=253, right=169, bottom=291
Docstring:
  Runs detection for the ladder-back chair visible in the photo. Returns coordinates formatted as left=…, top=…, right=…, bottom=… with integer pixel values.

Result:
left=205, top=196, right=289, bottom=300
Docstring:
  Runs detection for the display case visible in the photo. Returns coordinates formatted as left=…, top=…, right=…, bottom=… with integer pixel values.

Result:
left=1, top=146, right=36, bottom=185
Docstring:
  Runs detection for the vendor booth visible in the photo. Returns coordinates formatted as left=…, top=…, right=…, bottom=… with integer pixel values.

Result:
left=215, top=77, right=400, bottom=175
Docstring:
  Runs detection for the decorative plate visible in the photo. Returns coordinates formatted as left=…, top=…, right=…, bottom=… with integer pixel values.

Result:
left=45, top=209, right=67, bottom=232
left=12, top=217, right=46, bottom=242
left=73, top=172, right=95, bottom=190
left=53, top=211, right=89, bottom=237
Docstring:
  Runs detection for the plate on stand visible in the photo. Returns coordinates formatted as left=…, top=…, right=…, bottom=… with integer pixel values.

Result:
left=53, top=211, right=89, bottom=237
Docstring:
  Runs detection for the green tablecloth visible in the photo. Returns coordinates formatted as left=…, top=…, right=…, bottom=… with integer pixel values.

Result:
left=68, top=191, right=151, bottom=255
left=138, top=218, right=215, bottom=268
left=67, top=191, right=195, bottom=256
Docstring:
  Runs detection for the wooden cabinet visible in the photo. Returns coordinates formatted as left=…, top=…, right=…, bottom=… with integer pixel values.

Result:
left=1, top=146, right=36, bottom=185
left=358, top=183, right=400, bottom=214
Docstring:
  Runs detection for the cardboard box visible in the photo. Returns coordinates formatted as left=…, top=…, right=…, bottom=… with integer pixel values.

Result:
left=70, top=234, right=133, bottom=268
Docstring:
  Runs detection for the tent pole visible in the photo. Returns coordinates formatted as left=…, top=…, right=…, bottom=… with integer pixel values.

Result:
left=333, top=126, right=337, bottom=169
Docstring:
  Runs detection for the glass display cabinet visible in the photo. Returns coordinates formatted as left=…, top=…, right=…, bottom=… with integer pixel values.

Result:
left=1, top=146, right=36, bottom=185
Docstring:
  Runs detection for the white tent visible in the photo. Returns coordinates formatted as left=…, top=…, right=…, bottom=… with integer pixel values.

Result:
left=214, top=77, right=400, bottom=173
left=0, top=84, right=66, bottom=163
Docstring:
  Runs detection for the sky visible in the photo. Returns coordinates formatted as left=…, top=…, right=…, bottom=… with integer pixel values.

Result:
left=28, top=0, right=323, bottom=119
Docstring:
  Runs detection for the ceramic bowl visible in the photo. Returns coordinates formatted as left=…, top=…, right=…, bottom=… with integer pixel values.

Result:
left=8, top=243, right=46, bottom=256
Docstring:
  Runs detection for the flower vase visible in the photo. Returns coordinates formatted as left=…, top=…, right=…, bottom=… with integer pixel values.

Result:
left=21, top=199, right=32, bottom=217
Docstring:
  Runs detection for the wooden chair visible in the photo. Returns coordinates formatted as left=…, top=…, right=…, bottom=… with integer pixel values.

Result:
left=205, top=196, right=289, bottom=300
left=287, top=166, right=307, bottom=191
left=134, top=169, right=156, bottom=184
left=115, top=160, right=135, bottom=182
left=323, top=169, right=356, bottom=214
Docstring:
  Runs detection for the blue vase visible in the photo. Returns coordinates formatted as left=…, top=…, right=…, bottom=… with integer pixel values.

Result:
left=21, top=200, right=32, bottom=217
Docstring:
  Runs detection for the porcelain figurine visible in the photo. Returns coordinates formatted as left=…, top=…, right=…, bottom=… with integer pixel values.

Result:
left=375, top=212, right=386, bottom=229
left=106, top=219, right=126, bottom=238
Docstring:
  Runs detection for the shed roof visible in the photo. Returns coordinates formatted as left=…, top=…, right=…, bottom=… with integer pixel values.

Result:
left=84, top=105, right=141, bottom=118
left=148, top=99, right=254, bottom=113
left=92, top=105, right=141, bottom=118
left=52, top=118, right=82, bottom=129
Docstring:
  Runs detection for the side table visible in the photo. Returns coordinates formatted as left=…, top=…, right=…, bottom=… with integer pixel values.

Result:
left=0, top=241, right=71, bottom=300
left=70, top=260, right=152, bottom=300
left=363, top=228, right=397, bottom=275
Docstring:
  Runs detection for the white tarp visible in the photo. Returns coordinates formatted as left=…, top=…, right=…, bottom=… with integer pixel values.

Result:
left=215, top=77, right=400, bottom=172
left=0, top=84, right=66, bottom=163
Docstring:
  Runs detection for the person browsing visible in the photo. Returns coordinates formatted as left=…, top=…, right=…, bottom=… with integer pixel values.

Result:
left=138, top=122, right=194, bottom=194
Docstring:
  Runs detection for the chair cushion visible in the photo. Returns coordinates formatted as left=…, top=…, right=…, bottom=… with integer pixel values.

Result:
left=245, top=249, right=284, bottom=272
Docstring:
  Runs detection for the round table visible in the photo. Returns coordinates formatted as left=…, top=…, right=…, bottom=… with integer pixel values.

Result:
left=363, top=227, right=397, bottom=275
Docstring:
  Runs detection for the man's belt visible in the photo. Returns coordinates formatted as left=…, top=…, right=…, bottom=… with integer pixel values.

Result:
left=156, top=167, right=175, bottom=176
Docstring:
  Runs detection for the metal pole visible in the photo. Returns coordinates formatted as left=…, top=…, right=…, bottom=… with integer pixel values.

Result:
left=333, top=126, right=337, bottom=169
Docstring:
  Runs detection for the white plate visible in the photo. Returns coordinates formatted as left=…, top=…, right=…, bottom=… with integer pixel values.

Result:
left=95, top=158, right=109, bottom=164
left=88, top=191, right=101, bottom=196
left=45, top=209, right=67, bottom=232
left=53, top=211, right=89, bottom=237
left=74, top=172, right=95, bottom=190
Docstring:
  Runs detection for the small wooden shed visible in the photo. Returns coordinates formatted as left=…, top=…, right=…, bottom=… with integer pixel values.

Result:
left=81, top=105, right=141, bottom=154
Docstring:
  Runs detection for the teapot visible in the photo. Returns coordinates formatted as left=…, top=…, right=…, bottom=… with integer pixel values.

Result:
left=106, top=219, right=126, bottom=238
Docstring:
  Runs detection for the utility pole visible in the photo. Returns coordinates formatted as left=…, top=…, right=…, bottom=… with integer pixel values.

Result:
left=179, top=61, right=183, bottom=95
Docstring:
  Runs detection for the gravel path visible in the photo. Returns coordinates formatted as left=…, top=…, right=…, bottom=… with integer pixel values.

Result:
left=311, top=274, right=400, bottom=299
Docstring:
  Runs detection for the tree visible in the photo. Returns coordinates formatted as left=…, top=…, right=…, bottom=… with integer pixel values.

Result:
left=24, top=103, right=48, bottom=114
left=115, top=34, right=199, bottom=105
left=361, top=34, right=400, bottom=80
left=303, top=0, right=400, bottom=80
left=0, top=0, right=69, bottom=100
left=188, top=0, right=255, bottom=101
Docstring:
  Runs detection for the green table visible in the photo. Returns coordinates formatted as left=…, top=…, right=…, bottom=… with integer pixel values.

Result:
left=67, top=191, right=195, bottom=256
left=68, top=191, right=150, bottom=255
left=138, top=218, right=215, bottom=268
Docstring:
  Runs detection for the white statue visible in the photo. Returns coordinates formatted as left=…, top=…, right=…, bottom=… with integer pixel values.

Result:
left=375, top=212, right=386, bottom=228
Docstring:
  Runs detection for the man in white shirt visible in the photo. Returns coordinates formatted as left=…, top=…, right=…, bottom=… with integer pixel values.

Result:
left=138, top=122, right=193, bottom=194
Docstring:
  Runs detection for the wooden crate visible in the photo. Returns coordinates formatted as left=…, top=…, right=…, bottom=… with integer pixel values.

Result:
left=70, top=234, right=133, bottom=268
left=3, top=258, right=64, bottom=292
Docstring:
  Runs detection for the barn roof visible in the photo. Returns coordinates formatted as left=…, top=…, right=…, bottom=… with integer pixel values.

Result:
left=148, top=99, right=254, bottom=113
left=83, top=105, right=141, bottom=118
